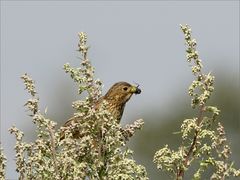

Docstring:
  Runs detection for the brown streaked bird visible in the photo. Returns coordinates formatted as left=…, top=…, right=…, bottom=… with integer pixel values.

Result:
left=60, top=82, right=141, bottom=140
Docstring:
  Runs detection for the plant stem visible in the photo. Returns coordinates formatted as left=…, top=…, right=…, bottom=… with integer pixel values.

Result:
left=48, top=126, right=59, bottom=177
left=177, top=105, right=205, bottom=179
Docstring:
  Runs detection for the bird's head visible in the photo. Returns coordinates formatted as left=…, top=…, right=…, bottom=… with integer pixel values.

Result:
left=104, top=82, right=141, bottom=106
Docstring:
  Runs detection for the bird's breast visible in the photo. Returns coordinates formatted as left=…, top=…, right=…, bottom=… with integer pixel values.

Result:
left=107, top=103, right=125, bottom=122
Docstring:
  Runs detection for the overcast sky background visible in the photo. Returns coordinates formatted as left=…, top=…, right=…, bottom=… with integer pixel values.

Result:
left=1, top=1, right=239, bottom=179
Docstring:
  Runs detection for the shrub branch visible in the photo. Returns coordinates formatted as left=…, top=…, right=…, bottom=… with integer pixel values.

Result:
left=153, top=24, right=240, bottom=180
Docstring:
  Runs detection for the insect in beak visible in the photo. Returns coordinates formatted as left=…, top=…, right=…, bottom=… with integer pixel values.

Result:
left=135, top=85, right=141, bottom=94
left=131, top=83, right=141, bottom=94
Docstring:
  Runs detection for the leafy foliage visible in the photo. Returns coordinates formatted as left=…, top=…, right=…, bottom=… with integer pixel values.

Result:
left=153, top=25, right=240, bottom=180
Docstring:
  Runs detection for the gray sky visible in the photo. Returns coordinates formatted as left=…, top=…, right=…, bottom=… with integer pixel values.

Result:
left=1, top=1, right=239, bottom=179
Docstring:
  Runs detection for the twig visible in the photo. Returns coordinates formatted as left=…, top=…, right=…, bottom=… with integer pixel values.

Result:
left=48, top=126, right=59, bottom=177
left=177, top=105, right=205, bottom=179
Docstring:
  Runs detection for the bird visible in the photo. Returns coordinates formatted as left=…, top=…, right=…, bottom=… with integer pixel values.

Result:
left=60, top=82, right=141, bottom=140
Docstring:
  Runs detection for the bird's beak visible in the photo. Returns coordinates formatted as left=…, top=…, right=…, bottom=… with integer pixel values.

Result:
left=131, top=86, right=141, bottom=94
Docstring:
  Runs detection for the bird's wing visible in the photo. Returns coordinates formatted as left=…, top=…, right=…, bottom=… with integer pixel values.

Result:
left=60, top=116, right=80, bottom=140
left=60, top=97, right=103, bottom=140
left=63, top=116, right=78, bottom=127
left=94, top=96, right=104, bottom=109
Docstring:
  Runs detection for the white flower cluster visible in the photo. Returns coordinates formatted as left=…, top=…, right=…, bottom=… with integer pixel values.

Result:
left=0, top=145, right=6, bottom=179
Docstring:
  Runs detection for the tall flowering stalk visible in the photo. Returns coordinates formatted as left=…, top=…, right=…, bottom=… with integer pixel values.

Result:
left=7, top=32, right=148, bottom=179
left=153, top=25, right=240, bottom=180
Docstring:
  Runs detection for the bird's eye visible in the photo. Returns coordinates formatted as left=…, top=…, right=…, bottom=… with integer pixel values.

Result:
left=123, top=87, right=128, bottom=91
